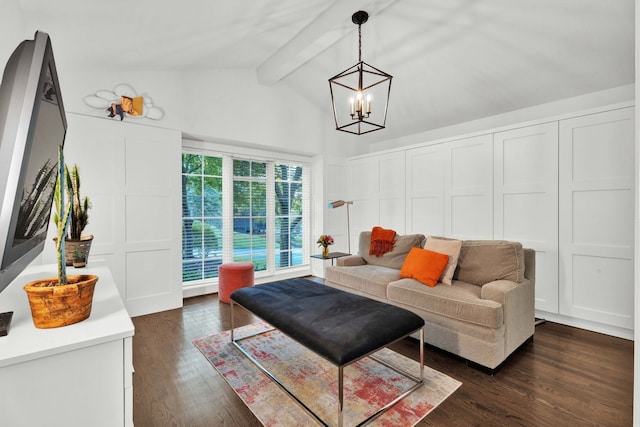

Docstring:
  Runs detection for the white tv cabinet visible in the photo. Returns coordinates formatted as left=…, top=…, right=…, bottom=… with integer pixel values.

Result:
left=0, top=261, right=135, bottom=426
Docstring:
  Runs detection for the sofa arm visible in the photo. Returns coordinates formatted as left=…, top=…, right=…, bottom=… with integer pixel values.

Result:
left=481, top=279, right=519, bottom=304
left=481, top=278, right=535, bottom=356
left=336, top=255, right=367, bottom=266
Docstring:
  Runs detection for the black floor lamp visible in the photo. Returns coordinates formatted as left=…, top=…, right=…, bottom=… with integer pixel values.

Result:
left=327, top=200, right=353, bottom=254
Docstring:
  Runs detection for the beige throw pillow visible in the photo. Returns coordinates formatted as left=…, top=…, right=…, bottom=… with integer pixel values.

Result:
left=423, top=236, right=462, bottom=285
left=454, top=240, right=525, bottom=286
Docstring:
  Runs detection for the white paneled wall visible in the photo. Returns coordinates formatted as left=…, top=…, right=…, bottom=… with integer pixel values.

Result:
left=123, top=133, right=179, bottom=315
left=345, top=105, right=634, bottom=338
left=494, top=123, right=559, bottom=313
left=446, top=135, right=494, bottom=239
left=347, top=152, right=406, bottom=242
left=405, top=135, right=494, bottom=239
left=378, top=152, right=406, bottom=233
left=325, top=160, right=349, bottom=253
left=348, top=157, right=378, bottom=235
left=559, top=108, right=635, bottom=330
left=406, top=145, right=445, bottom=236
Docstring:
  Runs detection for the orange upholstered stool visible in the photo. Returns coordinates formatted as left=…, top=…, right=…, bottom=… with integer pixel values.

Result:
left=218, top=262, right=255, bottom=304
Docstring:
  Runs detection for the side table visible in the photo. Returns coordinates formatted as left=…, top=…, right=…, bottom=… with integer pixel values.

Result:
left=310, top=252, right=351, bottom=266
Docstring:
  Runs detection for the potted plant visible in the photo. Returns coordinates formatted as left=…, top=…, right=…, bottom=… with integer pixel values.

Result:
left=23, top=146, right=98, bottom=329
left=72, top=248, right=86, bottom=268
left=53, top=161, right=92, bottom=266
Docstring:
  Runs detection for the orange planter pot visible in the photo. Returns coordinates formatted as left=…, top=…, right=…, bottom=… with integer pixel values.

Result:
left=23, top=275, right=98, bottom=329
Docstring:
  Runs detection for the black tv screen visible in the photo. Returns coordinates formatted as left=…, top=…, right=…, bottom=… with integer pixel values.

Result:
left=0, top=31, right=67, bottom=294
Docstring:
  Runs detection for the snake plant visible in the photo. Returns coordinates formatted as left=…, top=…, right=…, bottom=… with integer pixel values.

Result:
left=53, top=162, right=90, bottom=240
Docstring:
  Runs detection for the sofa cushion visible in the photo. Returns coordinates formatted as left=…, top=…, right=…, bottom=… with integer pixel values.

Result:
left=424, top=236, right=462, bottom=285
left=399, top=247, right=450, bottom=287
left=454, top=240, right=525, bottom=286
left=324, top=264, right=400, bottom=300
left=387, top=278, right=503, bottom=329
left=359, top=231, right=425, bottom=269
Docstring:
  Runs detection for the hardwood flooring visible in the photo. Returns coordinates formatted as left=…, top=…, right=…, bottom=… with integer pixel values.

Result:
left=132, top=291, right=633, bottom=426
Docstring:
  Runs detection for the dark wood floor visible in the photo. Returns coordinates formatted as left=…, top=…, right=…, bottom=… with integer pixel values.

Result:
left=132, top=291, right=634, bottom=427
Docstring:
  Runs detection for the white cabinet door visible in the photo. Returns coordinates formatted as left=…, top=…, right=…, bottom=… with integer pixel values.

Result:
left=494, top=122, right=559, bottom=313
left=0, top=340, right=126, bottom=426
left=559, top=108, right=635, bottom=329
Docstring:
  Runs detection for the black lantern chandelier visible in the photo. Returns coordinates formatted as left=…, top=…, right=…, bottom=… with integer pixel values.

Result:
left=329, top=11, right=392, bottom=135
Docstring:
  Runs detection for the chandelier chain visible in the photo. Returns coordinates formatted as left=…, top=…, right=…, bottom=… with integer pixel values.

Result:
left=358, top=23, right=362, bottom=62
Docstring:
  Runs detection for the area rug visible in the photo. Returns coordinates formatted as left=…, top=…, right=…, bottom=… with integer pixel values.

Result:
left=193, top=322, right=461, bottom=426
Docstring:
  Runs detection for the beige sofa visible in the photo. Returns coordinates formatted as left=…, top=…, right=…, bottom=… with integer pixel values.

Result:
left=324, top=232, right=535, bottom=371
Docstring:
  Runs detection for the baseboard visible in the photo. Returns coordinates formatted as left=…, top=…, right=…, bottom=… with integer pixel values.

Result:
left=534, top=310, right=633, bottom=340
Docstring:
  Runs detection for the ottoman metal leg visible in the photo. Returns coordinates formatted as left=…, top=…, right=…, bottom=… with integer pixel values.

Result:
left=338, top=366, right=344, bottom=427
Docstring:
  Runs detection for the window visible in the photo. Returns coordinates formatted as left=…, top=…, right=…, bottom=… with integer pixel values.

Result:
left=181, top=154, right=223, bottom=281
left=275, top=163, right=304, bottom=268
left=181, top=151, right=309, bottom=284
left=233, top=160, right=267, bottom=271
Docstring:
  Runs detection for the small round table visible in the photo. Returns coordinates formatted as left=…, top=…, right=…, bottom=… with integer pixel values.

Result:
left=218, top=262, right=255, bottom=304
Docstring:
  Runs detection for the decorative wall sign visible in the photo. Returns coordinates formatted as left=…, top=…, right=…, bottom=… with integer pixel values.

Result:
left=84, top=84, right=164, bottom=121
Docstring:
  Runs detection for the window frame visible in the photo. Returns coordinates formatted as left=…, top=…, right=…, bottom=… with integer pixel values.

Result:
left=181, top=148, right=311, bottom=287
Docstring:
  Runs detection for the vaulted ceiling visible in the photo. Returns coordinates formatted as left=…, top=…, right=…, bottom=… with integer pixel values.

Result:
left=18, top=0, right=635, bottom=144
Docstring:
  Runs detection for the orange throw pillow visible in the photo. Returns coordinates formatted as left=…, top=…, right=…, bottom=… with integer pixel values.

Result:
left=400, top=247, right=450, bottom=287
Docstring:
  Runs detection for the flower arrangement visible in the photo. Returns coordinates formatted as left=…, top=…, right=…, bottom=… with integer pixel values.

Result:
left=317, top=234, right=334, bottom=248
left=317, top=234, right=334, bottom=258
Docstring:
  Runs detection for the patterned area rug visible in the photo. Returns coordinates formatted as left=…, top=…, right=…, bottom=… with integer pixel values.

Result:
left=193, top=322, right=461, bottom=426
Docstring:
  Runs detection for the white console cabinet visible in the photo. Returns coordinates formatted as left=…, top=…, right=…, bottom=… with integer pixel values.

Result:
left=0, top=261, right=134, bottom=427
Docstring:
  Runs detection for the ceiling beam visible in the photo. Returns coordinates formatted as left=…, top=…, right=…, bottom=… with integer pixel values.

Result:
left=257, top=0, right=398, bottom=85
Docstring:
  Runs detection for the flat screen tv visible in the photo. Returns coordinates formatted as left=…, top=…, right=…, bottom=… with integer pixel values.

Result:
left=0, top=31, right=67, bottom=294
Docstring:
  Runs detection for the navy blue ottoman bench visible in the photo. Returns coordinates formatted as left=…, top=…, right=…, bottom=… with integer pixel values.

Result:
left=230, top=277, right=425, bottom=427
